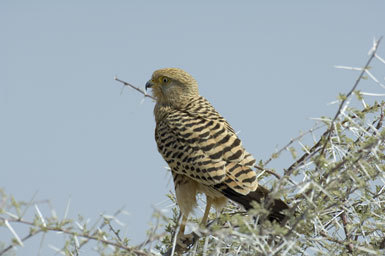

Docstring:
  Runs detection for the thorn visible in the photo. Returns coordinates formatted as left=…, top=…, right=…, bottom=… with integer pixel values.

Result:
left=4, top=220, right=24, bottom=247
left=34, top=204, right=47, bottom=227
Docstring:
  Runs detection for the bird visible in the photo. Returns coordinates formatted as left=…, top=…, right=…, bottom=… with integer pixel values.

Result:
left=145, top=68, right=288, bottom=241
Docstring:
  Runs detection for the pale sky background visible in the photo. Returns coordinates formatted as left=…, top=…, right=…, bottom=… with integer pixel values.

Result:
left=1, top=1, right=385, bottom=255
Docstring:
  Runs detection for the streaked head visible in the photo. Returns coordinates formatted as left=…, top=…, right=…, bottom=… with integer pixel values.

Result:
left=145, top=68, right=199, bottom=107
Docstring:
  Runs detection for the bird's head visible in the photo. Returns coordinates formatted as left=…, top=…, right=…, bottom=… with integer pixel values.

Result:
left=145, top=68, right=199, bottom=108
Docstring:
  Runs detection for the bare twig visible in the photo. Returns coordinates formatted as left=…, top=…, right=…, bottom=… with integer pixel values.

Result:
left=320, top=231, right=349, bottom=246
left=254, top=165, right=282, bottom=180
left=375, top=103, right=384, bottom=131
left=107, top=221, right=123, bottom=242
left=340, top=211, right=354, bottom=253
left=114, top=76, right=155, bottom=100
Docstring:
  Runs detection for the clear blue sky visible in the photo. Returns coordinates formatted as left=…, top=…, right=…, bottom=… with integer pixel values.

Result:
left=1, top=1, right=385, bottom=255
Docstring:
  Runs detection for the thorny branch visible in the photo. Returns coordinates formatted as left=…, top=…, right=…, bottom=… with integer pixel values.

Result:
left=264, top=38, right=384, bottom=255
left=284, top=101, right=384, bottom=177
left=0, top=216, right=153, bottom=256
left=320, top=37, right=383, bottom=155
left=0, top=229, right=42, bottom=256
left=263, top=124, right=325, bottom=167
left=76, top=207, right=127, bottom=251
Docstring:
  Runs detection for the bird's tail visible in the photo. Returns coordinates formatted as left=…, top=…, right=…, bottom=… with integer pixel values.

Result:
left=218, top=185, right=289, bottom=223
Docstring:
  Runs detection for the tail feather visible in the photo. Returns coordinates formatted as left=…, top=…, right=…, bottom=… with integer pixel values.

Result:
left=217, top=185, right=289, bottom=223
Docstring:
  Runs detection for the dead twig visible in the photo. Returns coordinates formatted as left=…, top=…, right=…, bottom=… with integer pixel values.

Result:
left=115, top=76, right=155, bottom=100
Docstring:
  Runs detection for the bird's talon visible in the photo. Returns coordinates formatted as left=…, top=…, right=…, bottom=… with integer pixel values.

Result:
left=176, top=233, right=195, bottom=250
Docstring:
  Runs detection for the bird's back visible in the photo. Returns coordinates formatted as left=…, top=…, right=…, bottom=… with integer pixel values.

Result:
left=154, top=96, right=259, bottom=196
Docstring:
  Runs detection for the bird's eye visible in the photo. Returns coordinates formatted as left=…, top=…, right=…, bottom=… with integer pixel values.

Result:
left=162, top=77, right=168, bottom=83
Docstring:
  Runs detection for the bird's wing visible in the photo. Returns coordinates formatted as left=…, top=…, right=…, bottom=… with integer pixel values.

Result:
left=155, top=97, right=258, bottom=194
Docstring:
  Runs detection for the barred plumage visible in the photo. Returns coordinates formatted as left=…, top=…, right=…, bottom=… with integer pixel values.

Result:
left=155, top=96, right=258, bottom=194
left=145, top=68, right=288, bottom=240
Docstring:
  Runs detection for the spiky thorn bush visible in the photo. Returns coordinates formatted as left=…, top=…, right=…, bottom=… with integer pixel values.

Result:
left=1, top=38, right=384, bottom=256
left=140, top=37, right=385, bottom=256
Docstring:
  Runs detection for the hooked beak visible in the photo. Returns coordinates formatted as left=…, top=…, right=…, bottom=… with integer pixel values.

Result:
left=145, top=80, right=153, bottom=91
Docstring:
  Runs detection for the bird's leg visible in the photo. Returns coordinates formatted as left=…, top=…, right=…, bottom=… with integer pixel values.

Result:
left=178, top=214, right=188, bottom=236
left=176, top=214, right=194, bottom=251
left=201, top=196, right=212, bottom=227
